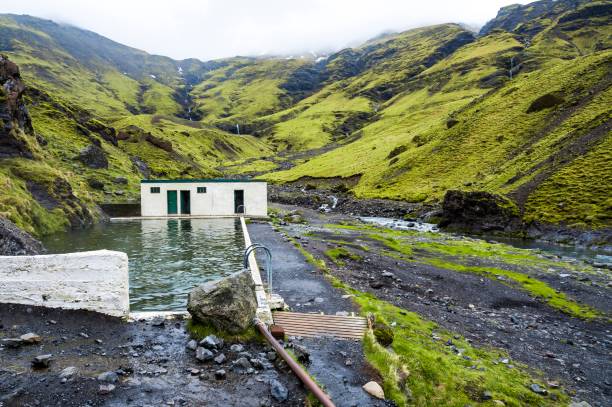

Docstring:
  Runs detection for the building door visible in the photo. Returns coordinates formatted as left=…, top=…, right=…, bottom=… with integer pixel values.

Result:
left=180, top=190, right=191, bottom=215
left=167, top=190, right=178, bottom=215
left=234, top=190, right=244, bottom=214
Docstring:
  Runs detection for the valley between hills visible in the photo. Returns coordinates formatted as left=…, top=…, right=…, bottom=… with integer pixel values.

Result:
left=0, top=0, right=611, bottom=406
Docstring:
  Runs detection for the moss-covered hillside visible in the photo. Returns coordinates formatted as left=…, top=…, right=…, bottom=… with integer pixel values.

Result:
left=0, top=0, right=610, bottom=236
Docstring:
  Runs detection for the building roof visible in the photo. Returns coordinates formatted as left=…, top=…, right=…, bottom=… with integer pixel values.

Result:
left=140, top=178, right=266, bottom=184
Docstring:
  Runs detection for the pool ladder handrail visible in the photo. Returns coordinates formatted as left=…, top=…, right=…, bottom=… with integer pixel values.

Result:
left=243, top=243, right=273, bottom=294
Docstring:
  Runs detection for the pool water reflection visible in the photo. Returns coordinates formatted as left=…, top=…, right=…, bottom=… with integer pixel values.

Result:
left=41, top=218, right=245, bottom=311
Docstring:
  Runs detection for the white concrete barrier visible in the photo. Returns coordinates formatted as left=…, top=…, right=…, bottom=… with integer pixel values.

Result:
left=0, top=250, right=129, bottom=317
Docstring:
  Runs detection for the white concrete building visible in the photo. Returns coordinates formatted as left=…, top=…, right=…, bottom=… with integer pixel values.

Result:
left=140, top=179, right=267, bottom=217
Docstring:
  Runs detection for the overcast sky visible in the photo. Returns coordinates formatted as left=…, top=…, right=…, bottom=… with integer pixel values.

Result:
left=1, top=0, right=531, bottom=61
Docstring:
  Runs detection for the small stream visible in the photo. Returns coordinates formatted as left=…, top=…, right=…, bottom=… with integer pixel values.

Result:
left=41, top=218, right=245, bottom=311
left=359, top=216, right=611, bottom=266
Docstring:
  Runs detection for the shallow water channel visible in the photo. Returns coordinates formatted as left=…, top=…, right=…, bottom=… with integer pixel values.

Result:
left=42, top=218, right=245, bottom=311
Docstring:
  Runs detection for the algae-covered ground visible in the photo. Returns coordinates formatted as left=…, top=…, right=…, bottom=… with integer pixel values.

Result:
left=269, top=203, right=611, bottom=406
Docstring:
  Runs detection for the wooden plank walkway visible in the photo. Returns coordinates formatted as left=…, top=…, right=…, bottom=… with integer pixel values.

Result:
left=272, top=311, right=368, bottom=339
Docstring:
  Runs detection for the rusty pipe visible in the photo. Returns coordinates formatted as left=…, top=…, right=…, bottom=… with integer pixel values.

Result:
left=254, top=318, right=335, bottom=407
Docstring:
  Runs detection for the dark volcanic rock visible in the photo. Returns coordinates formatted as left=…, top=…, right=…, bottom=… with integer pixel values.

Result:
left=78, top=144, right=108, bottom=169
left=0, top=217, right=45, bottom=255
left=131, top=156, right=151, bottom=178
left=187, top=270, right=257, bottom=334
left=0, top=55, right=35, bottom=159
left=145, top=133, right=173, bottom=152
left=438, top=190, right=521, bottom=233
left=526, top=92, right=565, bottom=113
left=88, top=178, right=105, bottom=190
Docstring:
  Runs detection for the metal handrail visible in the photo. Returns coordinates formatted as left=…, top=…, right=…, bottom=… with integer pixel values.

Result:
left=243, top=243, right=273, bottom=293
left=236, top=204, right=245, bottom=214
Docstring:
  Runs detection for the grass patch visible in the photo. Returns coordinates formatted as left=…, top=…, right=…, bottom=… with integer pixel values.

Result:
left=284, top=232, right=569, bottom=406
left=186, top=319, right=262, bottom=344
left=425, top=258, right=600, bottom=319
left=324, top=246, right=362, bottom=266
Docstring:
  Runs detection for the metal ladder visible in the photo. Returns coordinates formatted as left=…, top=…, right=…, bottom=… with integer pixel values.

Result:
left=243, top=243, right=273, bottom=294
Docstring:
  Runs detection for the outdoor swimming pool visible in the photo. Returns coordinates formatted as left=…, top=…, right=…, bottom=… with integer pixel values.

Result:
left=41, top=218, right=245, bottom=311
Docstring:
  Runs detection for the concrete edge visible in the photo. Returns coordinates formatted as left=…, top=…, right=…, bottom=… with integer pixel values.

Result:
left=240, top=216, right=273, bottom=325
left=110, top=215, right=269, bottom=221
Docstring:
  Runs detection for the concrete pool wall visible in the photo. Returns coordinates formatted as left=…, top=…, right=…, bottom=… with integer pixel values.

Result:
left=0, top=250, right=129, bottom=317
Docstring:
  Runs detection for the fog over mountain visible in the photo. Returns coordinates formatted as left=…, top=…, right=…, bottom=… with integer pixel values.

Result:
left=1, top=0, right=531, bottom=60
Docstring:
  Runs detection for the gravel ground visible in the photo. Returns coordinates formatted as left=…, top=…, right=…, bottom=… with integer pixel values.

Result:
left=271, top=203, right=611, bottom=406
left=0, top=304, right=307, bottom=407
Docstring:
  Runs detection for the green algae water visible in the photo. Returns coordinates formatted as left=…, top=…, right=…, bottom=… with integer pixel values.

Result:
left=41, top=218, right=245, bottom=311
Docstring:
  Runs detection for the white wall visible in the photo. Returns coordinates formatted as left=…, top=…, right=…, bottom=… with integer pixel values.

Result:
left=0, top=250, right=129, bottom=317
left=141, top=181, right=267, bottom=217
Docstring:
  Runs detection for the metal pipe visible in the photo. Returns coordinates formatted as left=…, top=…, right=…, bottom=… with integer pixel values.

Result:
left=254, top=318, right=335, bottom=407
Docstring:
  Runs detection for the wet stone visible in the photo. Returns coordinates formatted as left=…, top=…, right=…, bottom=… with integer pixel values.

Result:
left=200, top=335, right=224, bottom=350
left=214, top=353, right=226, bottom=364
left=32, top=354, right=52, bottom=368
left=98, top=384, right=116, bottom=395
left=270, top=379, right=288, bottom=402
left=98, top=371, right=119, bottom=383
left=2, top=338, right=24, bottom=348
left=20, top=333, right=42, bottom=344
left=215, top=369, right=226, bottom=380
left=229, top=344, right=244, bottom=353
left=529, top=383, right=548, bottom=395
left=186, top=339, right=198, bottom=351
left=195, top=347, right=214, bottom=362
left=59, top=366, right=78, bottom=379
left=232, top=357, right=252, bottom=373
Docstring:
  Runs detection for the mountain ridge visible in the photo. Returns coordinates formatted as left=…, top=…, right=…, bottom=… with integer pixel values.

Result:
left=0, top=0, right=610, bottom=242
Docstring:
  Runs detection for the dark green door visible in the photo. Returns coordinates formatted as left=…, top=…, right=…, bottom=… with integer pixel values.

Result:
left=180, top=190, right=191, bottom=214
left=167, top=190, right=178, bottom=215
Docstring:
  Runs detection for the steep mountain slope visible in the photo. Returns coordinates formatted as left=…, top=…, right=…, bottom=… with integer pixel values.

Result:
left=0, top=14, right=271, bottom=235
left=262, top=0, right=611, bottom=232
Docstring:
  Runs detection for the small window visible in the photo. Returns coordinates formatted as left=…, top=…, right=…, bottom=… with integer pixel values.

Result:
left=197, top=187, right=207, bottom=193
left=150, top=187, right=160, bottom=193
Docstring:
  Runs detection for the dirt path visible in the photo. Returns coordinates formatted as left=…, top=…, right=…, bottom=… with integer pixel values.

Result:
left=247, top=220, right=388, bottom=407
left=0, top=304, right=306, bottom=406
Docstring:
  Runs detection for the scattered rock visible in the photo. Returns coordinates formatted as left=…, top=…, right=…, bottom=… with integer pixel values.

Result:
left=0, top=217, right=45, bottom=255
left=529, top=383, right=548, bottom=395
left=97, top=371, right=119, bottom=383
left=78, top=144, right=108, bottom=169
left=32, top=354, right=52, bottom=368
left=569, top=402, right=592, bottom=407
left=214, top=353, right=226, bottom=364
left=215, top=369, right=226, bottom=380
left=195, top=347, right=214, bottom=362
left=59, top=366, right=78, bottom=379
left=20, top=332, right=42, bottom=344
left=87, top=178, right=105, bottom=190
left=362, top=381, right=385, bottom=399
left=446, top=117, right=459, bottom=129
left=292, top=343, right=310, bottom=363
left=2, top=338, right=24, bottom=348
left=98, top=384, right=116, bottom=395
left=188, top=270, right=258, bottom=334
left=200, top=335, right=224, bottom=350
left=113, top=176, right=128, bottom=184
left=270, top=379, right=288, bottom=402
left=186, top=339, right=198, bottom=351
left=230, top=344, right=244, bottom=353
left=266, top=351, right=277, bottom=361
left=482, top=390, right=493, bottom=400
left=232, top=357, right=252, bottom=373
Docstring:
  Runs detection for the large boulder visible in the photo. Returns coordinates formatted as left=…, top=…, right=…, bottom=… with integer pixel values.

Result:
left=78, top=144, right=108, bottom=169
left=0, top=217, right=45, bottom=255
left=438, top=190, right=521, bottom=233
left=187, top=270, right=257, bottom=334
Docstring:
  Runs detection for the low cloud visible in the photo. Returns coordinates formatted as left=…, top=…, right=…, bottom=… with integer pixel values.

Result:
left=2, top=0, right=531, bottom=60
